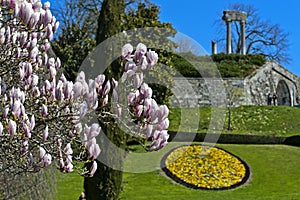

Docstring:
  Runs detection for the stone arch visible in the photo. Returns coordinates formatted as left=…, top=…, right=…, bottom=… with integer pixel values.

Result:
left=276, top=80, right=291, bottom=106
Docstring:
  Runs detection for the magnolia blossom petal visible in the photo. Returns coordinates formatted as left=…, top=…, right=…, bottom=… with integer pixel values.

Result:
left=90, top=161, right=97, bottom=176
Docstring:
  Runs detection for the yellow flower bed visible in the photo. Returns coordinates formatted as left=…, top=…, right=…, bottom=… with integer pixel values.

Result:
left=162, top=145, right=250, bottom=190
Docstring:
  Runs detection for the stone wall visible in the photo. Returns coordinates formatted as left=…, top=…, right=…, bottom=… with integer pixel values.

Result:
left=170, top=77, right=245, bottom=107
left=170, top=62, right=300, bottom=108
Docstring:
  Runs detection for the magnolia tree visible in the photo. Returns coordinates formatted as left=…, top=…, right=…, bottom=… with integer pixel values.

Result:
left=0, top=0, right=169, bottom=179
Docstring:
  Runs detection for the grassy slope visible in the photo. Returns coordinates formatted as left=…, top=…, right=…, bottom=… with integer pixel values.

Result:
left=169, top=106, right=300, bottom=136
left=120, top=144, right=300, bottom=200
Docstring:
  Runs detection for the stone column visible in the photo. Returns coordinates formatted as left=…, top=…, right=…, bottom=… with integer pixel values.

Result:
left=226, top=21, right=232, bottom=54
left=240, top=20, right=246, bottom=55
left=211, top=40, right=217, bottom=54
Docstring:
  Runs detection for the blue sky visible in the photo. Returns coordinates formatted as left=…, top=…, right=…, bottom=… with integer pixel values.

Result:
left=150, top=0, right=300, bottom=76
left=47, top=0, right=300, bottom=76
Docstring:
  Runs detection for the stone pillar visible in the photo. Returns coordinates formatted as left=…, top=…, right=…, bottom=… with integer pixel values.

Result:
left=240, top=20, right=246, bottom=55
left=226, top=21, right=232, bottom=54
left=211, top=40, right=217, bottom=54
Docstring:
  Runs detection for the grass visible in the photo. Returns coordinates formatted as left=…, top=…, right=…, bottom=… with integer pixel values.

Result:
left=120, top=143, right=300, bottom=200
left=169, top=106, right=300, bottom=136
left=55, top=171, right=84, bottom=200
left=56, top=143, right=300, bottom=199
left=55, top=105, right=300, bottom=199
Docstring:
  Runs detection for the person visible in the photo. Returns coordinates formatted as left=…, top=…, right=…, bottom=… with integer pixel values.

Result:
left=267, top=93, right=272, bottom=105
left=272, top=93, right=277, bottom=106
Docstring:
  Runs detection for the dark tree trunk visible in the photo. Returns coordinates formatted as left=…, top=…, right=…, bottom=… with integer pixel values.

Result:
left=83, top=1, right=127, bottom=199
left=84, top=122, right=126, bottom=200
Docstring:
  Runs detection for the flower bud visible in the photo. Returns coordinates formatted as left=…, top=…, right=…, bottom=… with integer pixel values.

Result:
left=103, top=81, right=111, bottom=96
left=8, top=119, right=17, bottom=137
left=39, top=147, right=46, bottom=160
left=42, top=104, right=47, bottom=117
left=43, top=125, right=48, bottom=142
left=0, top=122, right=3, bottom=136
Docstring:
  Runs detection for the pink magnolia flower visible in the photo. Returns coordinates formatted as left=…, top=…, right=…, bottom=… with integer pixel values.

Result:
left=145, top=124, right=154, bottom=138
left=135, top=105, right=144, bottom=118
left=134, top=73, right=143, bottom=89
left=79, top=101, right=88, bottom=119
left=113, top=89, right=118, bottom=102
left=39, top=147, right=46, bottom=160
left=0, top=122, right=3, bottom=136
left=43, top=153, right=52, bottom=167
left=140, top=83, right=152, bottom=99
left=8, top=119, right=17, bottom=137
left=121, top=43, right=133, bottom=59
left=64, top=81, right=73, bottom=99
left=111, top=78, right=118, bottom=89
left=64, top=143, right=73, bottom=155
left=158, top=105, right=169, bottom=121
left=12, top=99, right=21, bottom=118
left=41, top=104, right=47, bottom=117
left=90, top=161, right=97, bottom=176
left=73, top=82, right=83, bottom=98
left=134, top=43, right=147, bottom=60
left=65, top=162, right=73, bottom=173
left=30, top=115, right=35, bottom=130
left=43, top=125, right=48, bottom=142
left=23, top=123, right=31, bottom=138
left=84, top=123, right=101, bottom=140
left=88, top=143, right=101, bottom=159
left=146, top=50, right=158, bottom=67
left=125, top=60, right=137, bottom=72
left=76, top=71, right=85, bottom=83
left=139, top=55, right=148, bottom=70
left=103, top=81, right=111, bottom=96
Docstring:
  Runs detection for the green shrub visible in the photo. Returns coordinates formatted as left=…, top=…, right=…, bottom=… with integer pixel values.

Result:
left=172, top=52, right=266, bottom=78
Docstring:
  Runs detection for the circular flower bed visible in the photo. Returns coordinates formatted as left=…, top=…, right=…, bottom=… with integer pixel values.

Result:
left=161, top=144, right=250, bottom=190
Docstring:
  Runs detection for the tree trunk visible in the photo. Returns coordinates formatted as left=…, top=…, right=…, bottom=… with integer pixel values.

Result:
left=84, top=122, right=126, bottom=200
left=84, top=1, right=127, bottom=199
left=227, top=107, right=232, bottom=131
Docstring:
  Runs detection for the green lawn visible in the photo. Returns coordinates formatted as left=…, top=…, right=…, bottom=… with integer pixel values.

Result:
left=120, top=143, right=300, bottom=200
left=55, top=105, right=300, bottom=199
left=55, top=171, right=84, bottom=200
left=169, top=106, right=300, bottom=136
left=55, top=143, right=300, bottom=200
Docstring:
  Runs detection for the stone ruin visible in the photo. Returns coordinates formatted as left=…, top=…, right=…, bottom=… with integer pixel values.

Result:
left=170, top=10, right=300, bottom=108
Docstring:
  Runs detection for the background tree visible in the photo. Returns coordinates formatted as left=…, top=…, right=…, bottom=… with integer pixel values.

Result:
left=215, top=3, right=290, bottom=64
left=51, top=0, right=101, bottom=81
